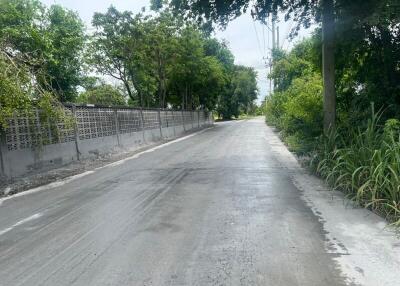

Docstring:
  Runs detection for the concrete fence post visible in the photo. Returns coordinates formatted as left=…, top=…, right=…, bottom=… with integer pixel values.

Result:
left=158, top=109, right=163, bottom=139
left=182, top=110, right=186, bottom=132
left=171, top=111, right=176, bottom=138
left=113, top=108, right=121, bottom=147
left=140, top=108, right=146, bottom=143
left=71, top=104, right=81, bottom=161
left=0, top=131, right=6, bottom=177
left=198, top=110, right=200, bottom=128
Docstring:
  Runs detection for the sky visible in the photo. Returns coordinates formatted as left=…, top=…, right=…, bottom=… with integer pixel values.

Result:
left=42, top=0, right=314, bottom=103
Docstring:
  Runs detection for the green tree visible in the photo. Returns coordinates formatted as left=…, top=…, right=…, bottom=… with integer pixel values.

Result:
left=88, top=7, right=155, bottom=107
left=195, top=56, right=227, bottom=110
left=151, top=0, right=364, bottom=131
left=217, top=66, right=258, bottom=119
left=0, top=0, right=85, bottom=102
left=89, top=7, right=256, bottom=112
left=232, top=66, right=258, bottom=114
left=167, top=25, right=205, bottom=109
left=146, top=12, right=180, bottom=108
left=0, top=48, right=69, bottom=129
left=265, top=37, right=323, bottom=151
left=42, top=5, right=85, bottom=102
left=76, top=84, right=126, bottom=106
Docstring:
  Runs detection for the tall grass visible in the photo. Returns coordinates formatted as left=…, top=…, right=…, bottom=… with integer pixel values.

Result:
left=311, top=107, right=400, bottom=226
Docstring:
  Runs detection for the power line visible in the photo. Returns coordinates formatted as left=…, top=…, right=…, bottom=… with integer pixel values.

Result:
left=251, top=18, right=265, bottom=59
left=281, top=19, right=294, bottom=50
left=262, top=23, right=266, bottom=56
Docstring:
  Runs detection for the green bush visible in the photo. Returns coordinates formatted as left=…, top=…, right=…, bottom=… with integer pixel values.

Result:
left=76, top=84, right=127, bottom=106
left=282, top=73, right=323, bottom=139
left=264, top=37, right=400, bottom=227
left=311, top=108, right=400, bottom=226
left=265, top=91, right=287, bottom=128
left=265, top=72, right=323, bottom=152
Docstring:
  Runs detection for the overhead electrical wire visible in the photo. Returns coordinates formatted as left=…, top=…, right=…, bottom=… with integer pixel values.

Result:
left=281, top=19, right=294, bottom=50
left=251, top=18, right=265, bottom=60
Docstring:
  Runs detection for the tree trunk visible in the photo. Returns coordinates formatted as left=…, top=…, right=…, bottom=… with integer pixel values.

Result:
left=123, top=81, right=134, bottom=102
left=322, top=0, right=336, bottom=133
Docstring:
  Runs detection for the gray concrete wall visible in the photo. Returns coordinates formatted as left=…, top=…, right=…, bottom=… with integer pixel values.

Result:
left=0, top=107, right=213, bottom=179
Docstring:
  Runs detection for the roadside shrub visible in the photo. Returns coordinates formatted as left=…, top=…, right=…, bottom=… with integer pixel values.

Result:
left=311, top=107, right=400, bottom=226
left=265, top=91, right=288, bottom=128
left=282, top=73, right=323, bottom=140
left=76, top=84, right=127, bottom=106
left=265, top=72, right=323, bottom=153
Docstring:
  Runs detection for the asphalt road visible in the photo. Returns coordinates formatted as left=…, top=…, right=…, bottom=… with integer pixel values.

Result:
left=0, top=119, right=376, bottom=285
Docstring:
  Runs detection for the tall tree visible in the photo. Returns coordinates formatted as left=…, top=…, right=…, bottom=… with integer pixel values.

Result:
left=76, top=84, right=126, bottom=106
left=88, top=7, right=257, bottom=112
left=0, top=0, right=84, bottom=102
left=168, top=25, right=205, bottom=109
left=89, top=7, right=160, bottom=107
left=152, top=0, right=335, bottom=131
left=43, top=5, right=85, bottom=102
left=146, top=12, right=180, bottom=108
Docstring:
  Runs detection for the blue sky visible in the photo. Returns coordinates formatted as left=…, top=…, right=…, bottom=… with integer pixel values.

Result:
left=42, top=0, right=314, bottom=103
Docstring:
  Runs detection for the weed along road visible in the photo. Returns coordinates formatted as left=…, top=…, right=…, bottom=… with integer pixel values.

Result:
left=0, top=118, right=398, bottom=286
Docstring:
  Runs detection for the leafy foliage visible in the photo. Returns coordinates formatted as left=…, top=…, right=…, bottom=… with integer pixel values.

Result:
left=88, top=7, right=257, bottom=114
left=0, top=0, right=85, bottom=102
left=76, top=84, right=126, bottom=106
left=0, top=1, right=258, bottom=129
left=311, top=108, right=400, bottom=226
left=0, top=49, right=70, bottom=129
left=216, top=65, right=258, bottom=119
left=265, top=38, right=322, bottom=152
left=266, top=33, right=400, bottom=224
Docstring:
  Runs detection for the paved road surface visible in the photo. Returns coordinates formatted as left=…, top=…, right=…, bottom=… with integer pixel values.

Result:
left=0, top=119, right=396, bottom=285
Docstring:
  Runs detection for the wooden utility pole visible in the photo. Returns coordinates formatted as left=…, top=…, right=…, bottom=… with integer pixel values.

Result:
left=322, top=0, right=336, bottom=133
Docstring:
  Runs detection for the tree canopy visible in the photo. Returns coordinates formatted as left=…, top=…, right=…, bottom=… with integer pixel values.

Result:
left=0, top=0, right=260, bottom=127
left=87, top=6, right=258, bottom=116
left=0, top=0, right=85, bottom=102
left=76, top=84, right=126, bottom=106
left=154, top=0, right=400, bottom=130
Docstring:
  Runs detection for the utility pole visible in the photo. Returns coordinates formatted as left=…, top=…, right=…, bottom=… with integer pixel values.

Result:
left=271, top=17, right=276, bottom=50
left=276, top=26, right=280, bottom=49
left=271, top=16, right=278, bottom=92
left=263, top=15, right=279, bottom=96
left=269, top=58, right=272, bottom=96
left=322, top=0, right=336, bottom=133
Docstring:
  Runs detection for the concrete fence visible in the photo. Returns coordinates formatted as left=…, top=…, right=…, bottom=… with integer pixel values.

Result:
left=0, top=105, right=213, bottom=178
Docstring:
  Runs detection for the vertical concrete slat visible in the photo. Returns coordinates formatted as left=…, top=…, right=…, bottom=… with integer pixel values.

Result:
left=14, top=113, right=20, bottom=150
left=71, top=104, right=81, bottom=161
left=114, top=108, right=121, bottom=147
left=182, top=110, right=186, bottom=132
left=140, top=108, right=146, bottom=143
left=0, top=130, right=6, bottom=177
left=171, top=111, right=176, bottom=138
left=158, top=109, right=163, bottom=139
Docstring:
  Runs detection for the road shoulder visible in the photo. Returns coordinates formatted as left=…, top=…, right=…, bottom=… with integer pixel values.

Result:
left=263, top=120, right=400, bottom=286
